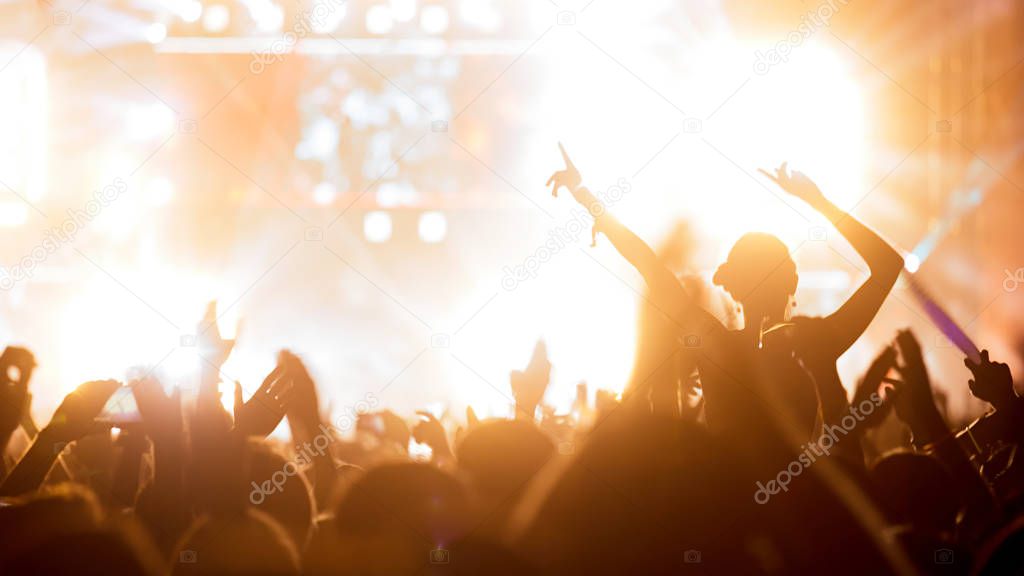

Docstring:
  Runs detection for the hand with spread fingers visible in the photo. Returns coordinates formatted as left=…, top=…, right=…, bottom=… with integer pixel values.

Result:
left=758, top=161, right=826, bottom=206
left=965, top=350, right=1018, bottom=411
left=889, top=329, right=947, bottom=447
left=234, top=365, right=293, bottom=437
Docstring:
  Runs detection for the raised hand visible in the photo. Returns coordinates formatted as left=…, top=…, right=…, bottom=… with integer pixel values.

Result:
left=280, top=350, right=322, bottom=437
left=890, top=330, right=947, bottom=446
left=851, top=345, right=897, bottom=431
left=0, top=346, right=36, bottom=441
left=131, top=375, right=182, bottom=444
left=511, top=340, right=552, bottom=420
left=234, top=365, right=293, bottom=437
left=412, top=411, right=452, bottom=460
left=197, top=300, right=235, bottom=370
left=547, top=142, right=582, bottom=197
left=965, top=350, right=1017, bottom=411
left=758, top=162, right=826, bottom=205
left=44, top=379, right=121, bottom=443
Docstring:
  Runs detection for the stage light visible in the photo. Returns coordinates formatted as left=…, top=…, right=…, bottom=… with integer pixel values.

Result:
left=376, top=181, right=417, bottom=207
left=420, top=5, right=448, bottom=34
left=313, top=181, right=336, bottom=205
left=904, top=253, right=921, bottom=273
left=389, top=0, right=417, bottom=22
left=181, top=0, right=203, bottom=23
left=366, top=5, right=394, bottom=34
left=364, top=211, right=392, bottom=242
left=145, top=22, right=168, bottom=44
left=296, top=117, right=339, bottom=160
left=203, top=4, right=231, bottom=32
left=250, top=1, right=285, bottom=32
left=310, top=0, right=347, bottom=33
left=418, top=211, right=446, bottom=243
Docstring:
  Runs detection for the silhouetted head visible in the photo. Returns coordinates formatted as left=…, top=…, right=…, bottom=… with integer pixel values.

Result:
left=331, top=463, right=471, bottom=575
left=172, top=509, right=300, bottom=576
left=870, top=451, right=959, bottom=536
left=0, top=482, right=104, bottom=562
left=246, top=440, right=315, bottom=552
left=713, top=233, right=797, bottom=324
left=456, top=420, right=554, bottom=535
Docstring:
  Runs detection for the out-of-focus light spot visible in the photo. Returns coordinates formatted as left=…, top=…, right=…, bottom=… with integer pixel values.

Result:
left=376, top=181, right=417, bottom=207
left=420, top=5, right=449, bottom=34
left=203, top=4, right=231, bottom=33
left=251, top=2, right=285, bottom=32
left=364, top=211, right=392, bottom=243
left=146, top=177, right=174, bottom=206
left=418, top=211, right=446, bottom=243
left=366, top=5, right=394, bottom=34
left=313, top=181, right=336, bottom=205
left=389, top=0, right=417, bottom=22
left=310, top=0, right=347, bottom=33
left=299, top=117, right=339, bottom=160
left=145, top=22, right=168, bottom=44
left=904, top=253, right=920, bottom=273
left=181, top=1, right=203, bottom=23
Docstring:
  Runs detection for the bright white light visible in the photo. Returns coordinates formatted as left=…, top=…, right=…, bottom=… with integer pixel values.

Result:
left=420, top=5, right=449, bottom=34
left=904, top=253, right=920, bottom=273
left=203, top=4, right=231, bottom=32
left=0, top=203, right=28, bottom=227
left=313, top=181, right=336, bottom=205
left=310, top=0, right=347, bottom=33
left=364, top=211, right=392, bottom=243
left=251, top=2, right=285, bottom=32
left=145, top=22, right=168, bottom=44
left=301, top=117, right=339, bottom=160
left=418, top=211, right=446, bottom=243
left=181, top=1, right=203, bottom=23
left=125, top=104, right=175, bottom=141
left=366, top=5, right=394, bottom=34
left=389, top=0, right=417, bottom=22
left=146, top=177, right=174, bottom=206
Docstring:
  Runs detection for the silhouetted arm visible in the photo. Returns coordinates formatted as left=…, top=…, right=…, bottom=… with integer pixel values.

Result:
left=590, top=204, right=725, bottom=336
left=892, top=331, right=997, bottom=539
left=547, top=144, right=726, bottom=338
left=0, top=379, right=119, bottom=496
left=814, top=199, right=903, bottom=354
left=761, top=164, right=902, bottom=355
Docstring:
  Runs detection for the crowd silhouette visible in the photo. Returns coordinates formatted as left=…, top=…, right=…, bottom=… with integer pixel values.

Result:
left=1, top=146, right=1023, bottom=575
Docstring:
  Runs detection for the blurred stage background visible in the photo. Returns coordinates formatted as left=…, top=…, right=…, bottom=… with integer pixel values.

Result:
left=0, top=0, right=1022, bottom=431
